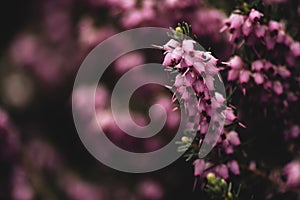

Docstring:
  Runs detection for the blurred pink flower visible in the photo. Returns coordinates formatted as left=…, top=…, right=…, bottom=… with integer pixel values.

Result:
left=228, top=160, right=240, bottom=175
left=226, top=131, right=241, bottom=146
left=114, top=52, right=145, bottom=73
left=284, top=160, right=300, bottom=187
left=11, top=167, right=33, bottom=200
left=215, top=164, right=229, bottom=179
left=137, top=180, right=164, bottom=200
left=248, top=9, right=263, bottom=22
left=194, top=159, right=206, bottom=176
left=290, top=42, right=300, bottom=57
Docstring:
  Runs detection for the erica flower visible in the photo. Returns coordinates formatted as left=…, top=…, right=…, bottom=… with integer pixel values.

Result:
left=248, top=9, right=263, bottom=22
left=227, top=56, right=251, bottom=83
left=223, top=13, right=245, bottom=32
left=284, top=160, right=300, bottom=187
left=290, top=42, right=300, bottom=57
left=228, top=160, right=240, bottom=175
left=222, top=130, right=240, bottom=154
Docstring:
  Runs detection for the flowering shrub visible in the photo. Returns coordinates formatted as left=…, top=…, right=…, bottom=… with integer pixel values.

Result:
left=0, top=0, right=300, bottom=199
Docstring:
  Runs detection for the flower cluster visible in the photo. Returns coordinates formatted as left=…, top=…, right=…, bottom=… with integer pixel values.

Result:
left=221, top=6, right=300, bottom=198
left=160, top=27, right=242, bottom=182
left=222, top=8, right=300, bottom=110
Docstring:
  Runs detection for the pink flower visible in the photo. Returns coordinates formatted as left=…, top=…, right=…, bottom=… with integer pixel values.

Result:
left=268, top=20, right=281, bottom=33
left=228, top=56, right=244, bottom=69
left=204, top=75, right=215, bottom=91
left=265, top=34, right=276, bottom=50
left=284, top=35, right=293, bottom=46
left=162, top=47, right=183, bottom=66
left=263, top=61, right=274, bottom=71
left=224, top=13, right=245, bottom=32
left=226, top=131, right=241, bottom=146
left=290, top=42, right=300, bottom=57
left=276, top=30, right=286, bottom=43
left=284, top=160, right=300, bottom=187
left=193, top=61, right=205, bottom=74
left=193, top=79, right=205, bottom=93
left=225, top=108, right=237, bottom=124
left=194, top=159, right=206, bottom=176
left=122, top=10, right=143, bottom=28
left=239, top=70, right=251, bottom=83
left=253, top=72, right=264, bottom=85
left=242, top=19, right=252, bottom=36
left=254, top=25, right=266, bottom=38
left=252, top=60, right=264, bottom=71
left=276, top=66, right=291, bottom=78
left=162, top=53, right=173, bottom=66
left=228, top=69, right=239, bottom=81
left=229, top=28, right=243, bottom=42
left=228, top=160, right=240, bottom=175
left=114, top=52, right=145, bottom=73
left=182, top=39, right=195, bottom=53
left=290, top=125, right=300, bottom=138
left=273, top=81, right=283, bottom=95
left=216, top=164, right=229, bottom=179
left=248, top=9, right=263, bottom=22
left=223, top=142, right=234, bottom=154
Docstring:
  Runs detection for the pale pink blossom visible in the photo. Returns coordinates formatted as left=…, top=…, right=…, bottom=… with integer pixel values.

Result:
left=228, top=160, right=240, bottom=175
left=253, top=72, right=264, bottom=85
left=224, top=13, right=245, bottom=32
left=239, top=70, right=251, bottom=83
left=248, top=9, right=263, bottom=22
left=273, top=81, right=283, bottom=95
left=284, top=160, right=300, bottom=187
left=268, top=20, right=281, bottom=33
left=255, top=25, right=266, bottom=38
left=194, top=159, right=206, bottom=176
left=290, top=42, right=300, bottom=57
left=228, top=56, right=244, bottom=69
left=215, top=164, right=229, bottom=179
left=226, top=131, right=241, bottom=146
left=252, top=60, right=264, bottom=71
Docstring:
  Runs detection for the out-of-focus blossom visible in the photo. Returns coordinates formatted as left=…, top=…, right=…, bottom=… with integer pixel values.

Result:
left=114, top=52, right=145, bottom=73
left=249, top=9, right=263, bottom=22
left=226, top=131, right=241, bottom=146
left=223, top=13, right=245, bottom=32
left=273, top=81, right=283, bottom=95
left=222, top=130, right=241, bottom=155
left=290, top=42, right=300, bottom=57
left=194, top=159, right=206, bottom=176
left=284, top=125, right=300, bottom=140
left=284, top=160, right=300, bottom=187
left=228, top=56, right=252, bottom=84
left=11, top=167, right=34, bottom=200
left=136, top=180, right=164, bottom=200
left=228, top=160, right=240, bottom=175
left=43, top=10, right=71, bottom=43
left=215, top=164, right=229, bottom=179
left=0, top=109, right=20, bottom=163
left=78, top=18, right=116, bottom=48
left=60, top=175, right=106, bottom=200
left=10, top=32, right=78, bottom=89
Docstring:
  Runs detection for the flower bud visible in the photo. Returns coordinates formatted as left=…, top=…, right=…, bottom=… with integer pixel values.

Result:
left=206, top=173, right=216, bottom=184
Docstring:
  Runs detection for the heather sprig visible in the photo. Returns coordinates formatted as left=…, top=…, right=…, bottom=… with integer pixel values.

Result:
left=158, top=24, right=242, bottom=184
